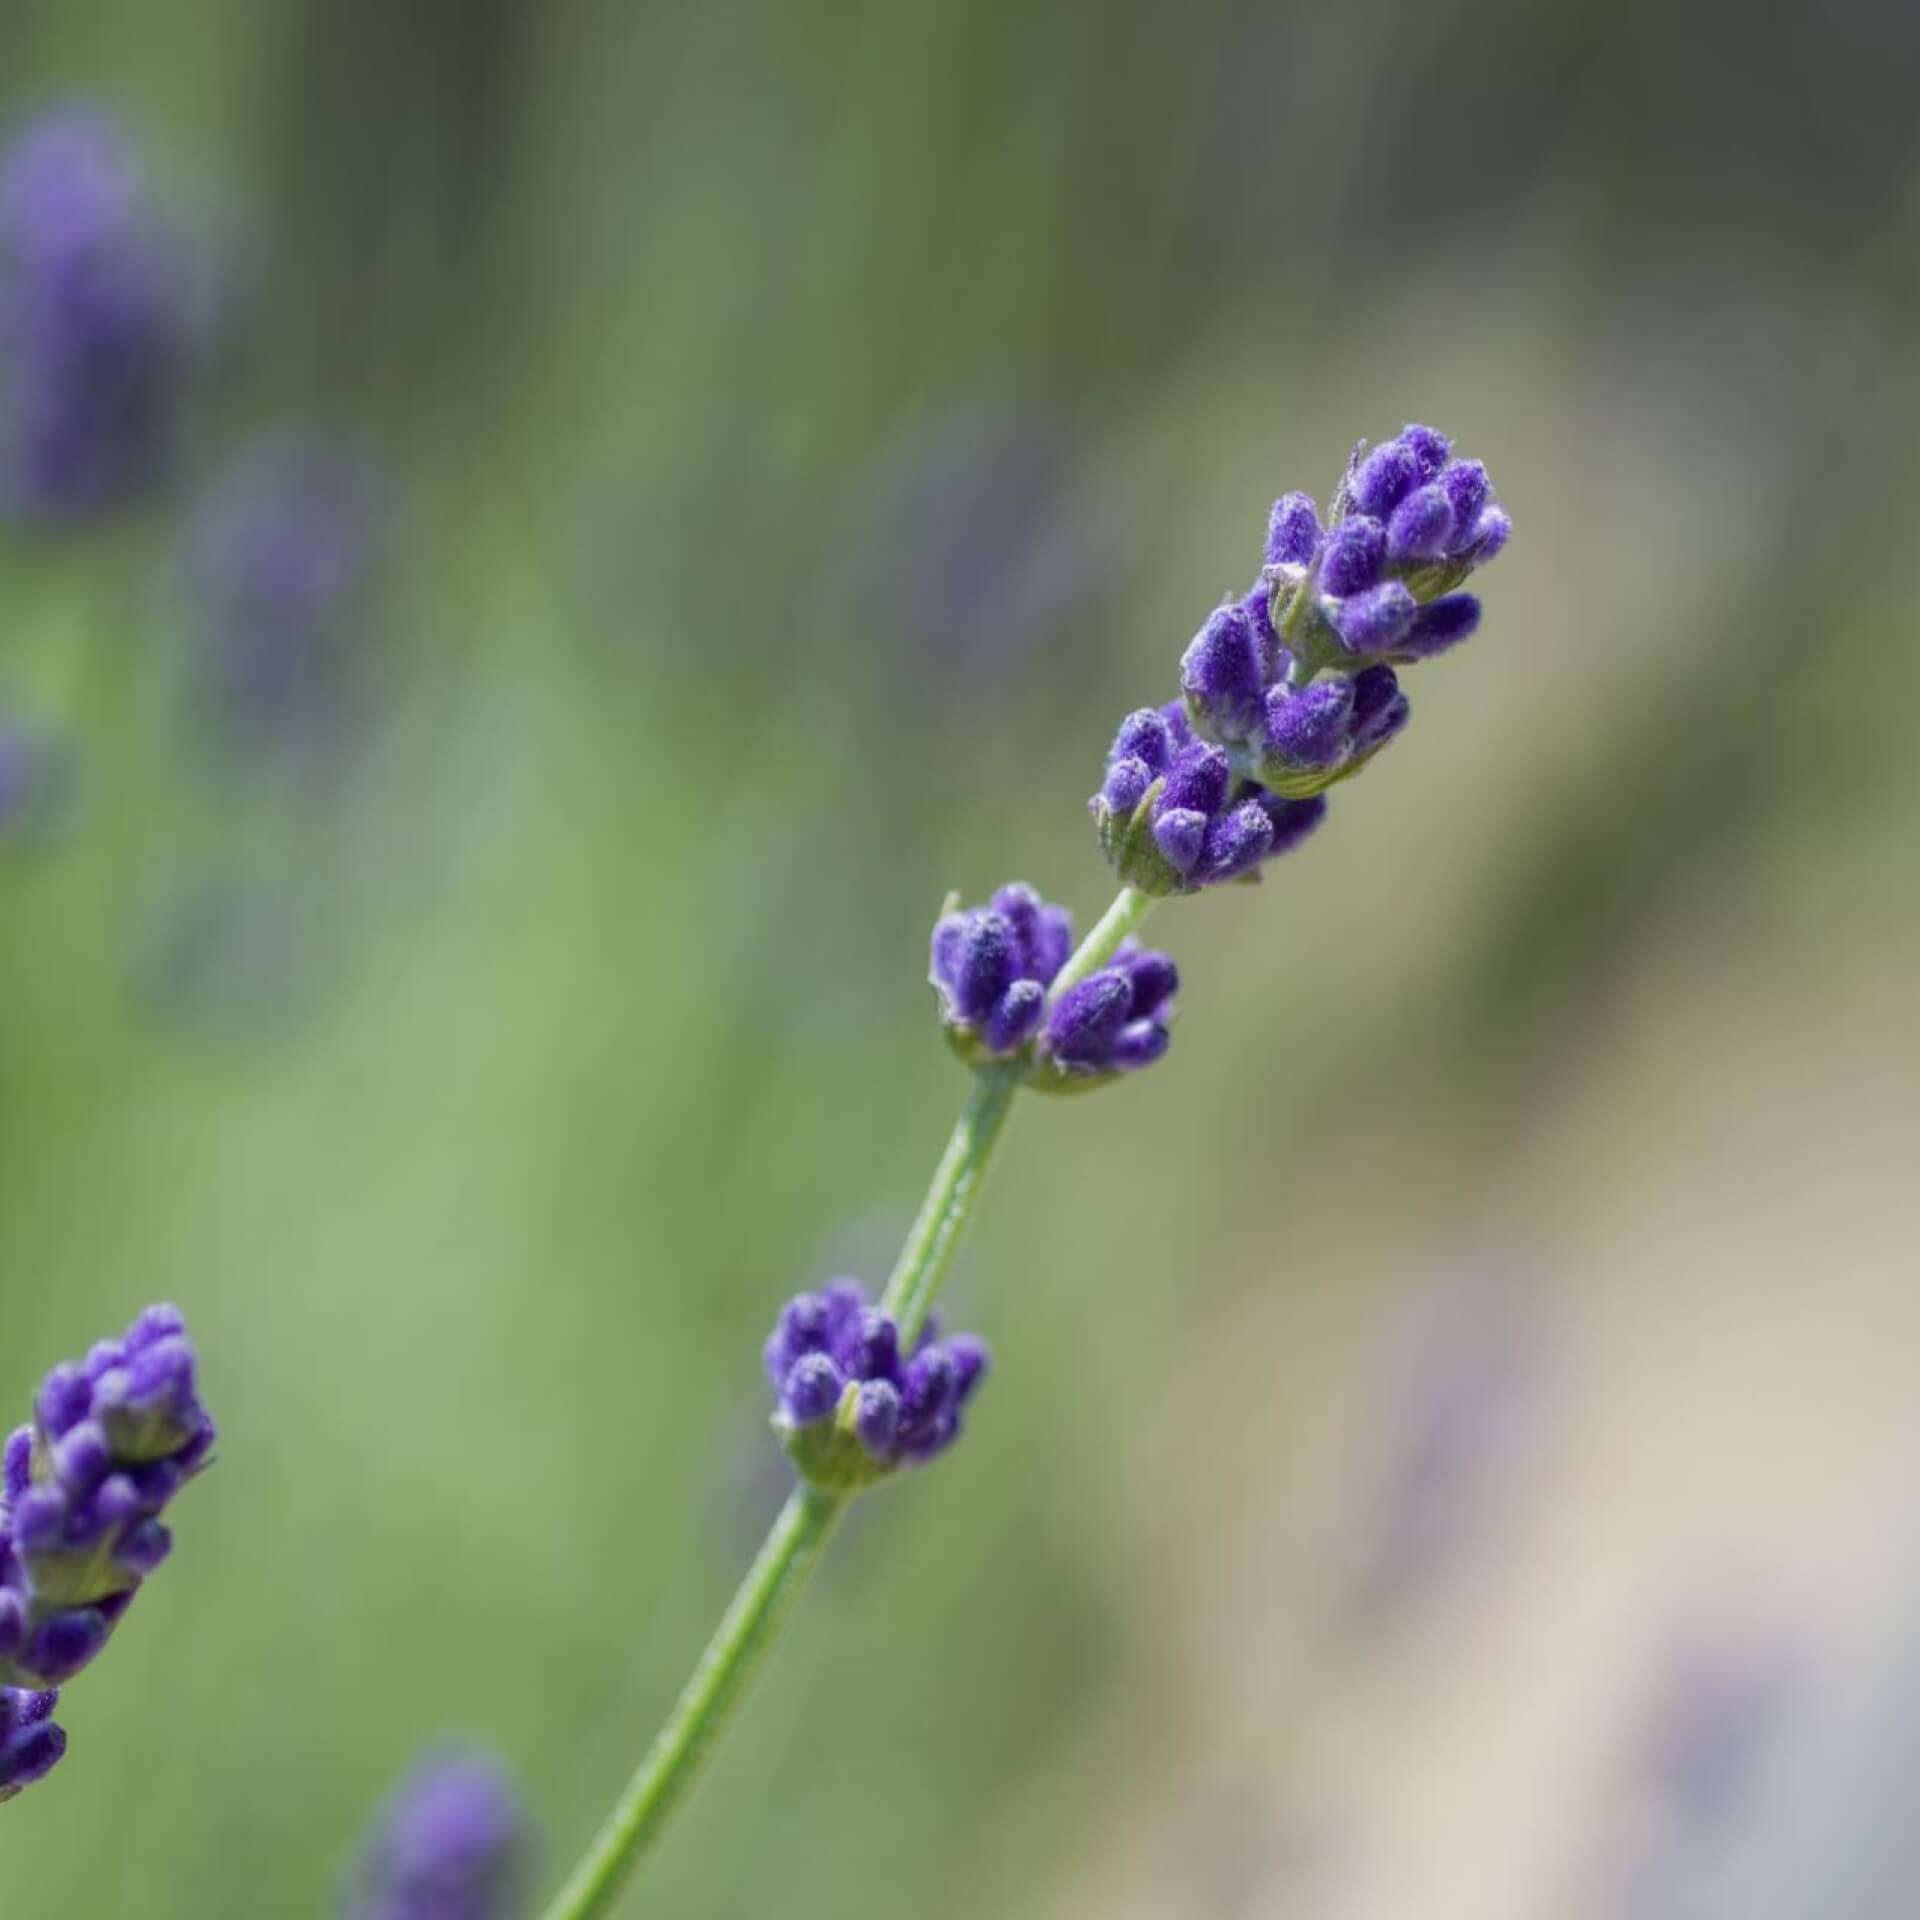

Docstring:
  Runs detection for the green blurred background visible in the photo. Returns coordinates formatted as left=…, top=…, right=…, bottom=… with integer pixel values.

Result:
left=5, top=1, right=1920, bottom=1914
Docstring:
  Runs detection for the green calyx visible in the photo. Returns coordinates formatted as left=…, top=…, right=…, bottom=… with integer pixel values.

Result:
left=775, top=1384, right=897, bottom=1497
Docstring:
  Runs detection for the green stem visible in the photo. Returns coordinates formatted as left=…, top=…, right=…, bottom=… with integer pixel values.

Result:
left=879, top=1060, right=1021, bottom=1346
left=539, top=884, right=1154, bottom=1917
left=537, top=1486, right=845, bottom=1920
left=1045, top=884, right=1159, bottom=1001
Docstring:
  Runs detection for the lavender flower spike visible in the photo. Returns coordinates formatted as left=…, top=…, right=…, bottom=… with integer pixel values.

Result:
left=341, top=1749, right=527, bottom=1920
left=0, top=1688, right=64, bottom=1801
left=930, top=882, right=1074, bottom=1063
left=0, top=108, right=186, bottom=523
left=0, top=1304, right=215, bottom=1690
left=767, top=1279, right=989, bottom=1493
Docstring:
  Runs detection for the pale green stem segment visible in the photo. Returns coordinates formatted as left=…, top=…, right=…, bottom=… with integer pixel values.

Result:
left=538, top=1485, right=845, bottom=1920
left=540, top=884, right=1156, bottom=1918
left=1044, top=883, right=1159, bottom=1001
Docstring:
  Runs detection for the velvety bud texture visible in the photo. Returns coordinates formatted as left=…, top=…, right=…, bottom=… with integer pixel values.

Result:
left=0, top=109, right=185, bottom=522
left=766, top=1280, right=988, bottom=1488
left=0, top=1688, right=65, bottom=1801
left=340, top=1750, right=527, bottom=1920
left=931, top=883, right=1074, bottom=1059
left=1091, top=424, right=1508, bottom=889
left=1040, top=939, right=1179, bottom=1080
left=0, top=1304, right=215, bottom=1691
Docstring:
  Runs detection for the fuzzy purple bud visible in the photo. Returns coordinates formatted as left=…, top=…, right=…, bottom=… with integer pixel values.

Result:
left=1318, top=516, right=1386, bottom=597
left=1348, top=665, right=1411, bottom=755
left=0, top=1688, right=64, bottom=1802
left=1385, top=484, right=1456, bottom=562
left=1350, top=441, right=1419, bottom=519
left=1180, top=603, right=1266, bottom=741
left=1255, top=791, right=1329, bottom=857
left=342, top=1750, right=527, bottom=1920
left=1399, top=424, right=1452, bottom=480
left=1327, top=580, right=1417, bottom=654
left=1042, top=937, right=1179, bottom=1079
left=1263, top=679, right=1354, bottom=772
left=1403, top=593, right=1481, bottom=658
left=1264, top=491, right=1321, bottom=568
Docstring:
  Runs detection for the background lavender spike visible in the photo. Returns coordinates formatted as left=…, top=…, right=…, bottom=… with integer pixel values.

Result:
left=0, top=107, right=186, bottom=522
left=0, top=1305, right=215, bottom=1690
left=340, top=1749, right=528, bottom=1920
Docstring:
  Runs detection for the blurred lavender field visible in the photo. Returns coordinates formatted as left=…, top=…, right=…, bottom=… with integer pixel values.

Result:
left=3, top=1, right=1918, bottom=1914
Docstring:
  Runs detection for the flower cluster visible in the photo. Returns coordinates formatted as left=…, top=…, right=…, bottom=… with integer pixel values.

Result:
left=932, top=882, right=1181, bottom=1088
left=340, top=1750, right=527, bottom=1920
left=0, top=1305, right=215, bottom=1694
left=1037, top=939, right=1178, bottom=1085
left=765, top=1280, right=989, bottom=1492
left=0, top=1688, right=63, bottom=1803
left=930, top=882, right=1074, bottom=1061
left=0, top=108, right=186, bottom=523
left=1094, top=424, right=1506, bottom=893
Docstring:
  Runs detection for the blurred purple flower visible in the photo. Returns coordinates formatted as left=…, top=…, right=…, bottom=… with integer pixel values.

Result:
left=832, top=387, right=1123, bottom=694
left=0, top=1687, right=64, bottom=1802
left=0, top=107, right=187, bottom=523
left=341, top=1749, right=527, bottom=1920
left=181, top=432, right=388, bottom=754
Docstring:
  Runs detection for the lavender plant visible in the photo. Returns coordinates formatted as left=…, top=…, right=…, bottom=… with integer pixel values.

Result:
left=0, top=107, right=186, bottom=523
left=0, top=1304, right=216, bottom=1799
left=340, top=1751, right=528, bottom=1920
left=537, top=424, right=1511, bottom=1917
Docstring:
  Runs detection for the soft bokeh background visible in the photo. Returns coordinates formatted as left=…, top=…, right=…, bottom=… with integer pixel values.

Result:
left=5, top=2, right=1919, bottom=1914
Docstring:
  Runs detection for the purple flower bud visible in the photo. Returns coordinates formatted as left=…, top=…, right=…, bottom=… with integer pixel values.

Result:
left=1161, top=742, right=1232, bottom=817
left=1350, top=441, right=1419, bottom=518
left=1102, top=755, right=1151, bottom=814
left=1438, top=459, right=1489, bottom=535
left=1151, top=808, right=1207, bottom=876
left=1117, top=945, right=1179, bottom=1021
left=1464, top=504, right=1511, bottom=565
left=1263, top=679, right=1354, bottom=772
left=1318, top=516, right=1386, bottom=597
left=1041, top=938, right=1179, bottom=1079
left=1349, top=665, right=1411, bottom=755
left=780, top=1353, right=844, bottom=1426
left=1180, top=604, right=1265, bottom=741
left=1237, top=584, right=1282, bottom=680
left=852, top=1380, right=902, bottom=1452
left=1265, top=491, right=1321, bottom=568
left=1111, top=707, right=1177, bottom=775
left=1256, top=792, right=1329, bottom=857
left=0, top=110, right=187, bottom=523
left=1200, top=799, right=1274, bottom=881
left=0, top=1688, right=65, bottom=1802
left=342, top=1750, right=527, bottom=1920
left=1386, top=484, right=1456, bottom=562
left=1327, top=581, right=1417, bottom=654
left=946, top=1334, right=991, bottom=1404
left=1403, top=593, right=1481, bottom=658
left=1400, top=424, right=1451, bottom=480
left=930, top=885, right=1077, bottom=1059
left=1045, top=972, right=1131, bottom=1068
left=0, top=1306, right=214, bottom=1691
